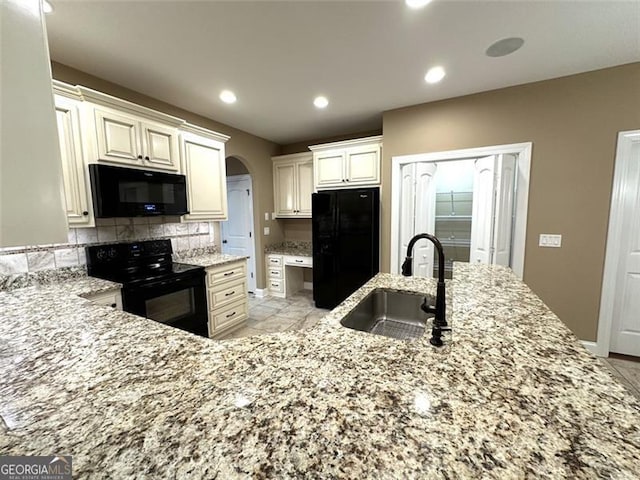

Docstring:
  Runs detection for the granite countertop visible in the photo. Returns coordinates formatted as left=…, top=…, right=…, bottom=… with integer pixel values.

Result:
left=1, top=264, right=639, bottom=478
left=173, top=252, right=248, bottom=268
left=264, top=241, right=312, bottom=257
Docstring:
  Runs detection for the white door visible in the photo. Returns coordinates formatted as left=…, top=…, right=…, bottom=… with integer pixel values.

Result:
left=413, top=162, right=438, bottom=277
left=398, top=162, right=437, bottom=276
left=492, top=154, right=517, bottom=266
left=609, top=134, right=640, bottom=356
left=470, top=156, right=496, bottom=264
left=399, top=163, right=417, bottom=270
left=469, top=155, right=517, bottom=266
left=220, top=175, right=256, bottom=292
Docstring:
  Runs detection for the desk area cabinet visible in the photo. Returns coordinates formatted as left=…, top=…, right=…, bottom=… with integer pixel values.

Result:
left=266, top=253, right=312, bottom=298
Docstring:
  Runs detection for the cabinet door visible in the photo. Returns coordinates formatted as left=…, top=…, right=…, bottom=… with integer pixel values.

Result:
left=55, top=95, right=93, bottom=227
left=274, top=162, right=296, bottom=217
left=93, top=106, right=141, bottom=165
left=296, top=160, right=314, bottom=217
left=345, top=145, right=380, bottom=185
left=181, top=132, right=227, bottom=221
left=314, top=151, right=345, bottom=188
left=141, top=120, right=179, bottom=171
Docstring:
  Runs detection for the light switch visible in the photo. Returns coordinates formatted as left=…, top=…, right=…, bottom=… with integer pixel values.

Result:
left=539, top=234, right=562, bottom=248
left=264, top=212, right=269, bottom=221
left=271, top=212, right=276, bottom=219
left=263, top=227, right=270, bottom=236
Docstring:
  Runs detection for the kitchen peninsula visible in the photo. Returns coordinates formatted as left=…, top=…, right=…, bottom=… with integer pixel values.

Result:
left=1, top=264, right=639, bottom=478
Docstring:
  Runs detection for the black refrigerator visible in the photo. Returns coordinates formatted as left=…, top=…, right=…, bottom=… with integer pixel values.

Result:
left=312, top=187, right=380, bottom=309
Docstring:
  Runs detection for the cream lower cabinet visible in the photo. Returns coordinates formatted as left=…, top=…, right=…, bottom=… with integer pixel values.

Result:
left=206, top=259, right=248, bottom=337
left=272, top=153, right=313, bottom=218
left=310, top=135, right=382, bottom=190
left=181, top=126, right=230, bottom=222
left=54, top=92, right=94, bottom=228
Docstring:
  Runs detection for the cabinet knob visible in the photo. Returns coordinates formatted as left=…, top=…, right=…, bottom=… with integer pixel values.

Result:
left=346, top=179, right=350, bottom=182
left=144, top=156, right=150, bottom=161
left=110, top=303, right=117, bottom=308
left=137, top=155, right=143, bottom=160
left=82, top=211, right=89, bottom=216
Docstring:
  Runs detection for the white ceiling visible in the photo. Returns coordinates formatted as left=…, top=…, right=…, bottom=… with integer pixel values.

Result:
left=45, top=1, right=640, bottom=145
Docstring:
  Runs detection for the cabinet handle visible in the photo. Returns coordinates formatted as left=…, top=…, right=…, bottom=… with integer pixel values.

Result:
left=144, top=156, right=150, bottom=161
left=295, top=260, right=303, bottom=263
left=225, top=291, right=235, bottom=296
left=270, top=260, right=278, bottom=263
left=223, top=271, right=235, bottom=276
left=82, top=211, right=89, bottom=216
left=137, top=155, right=143, bottom=160
left=271, top=283, right=278, bottom=287
left=226, top=311, right=236, bottom=318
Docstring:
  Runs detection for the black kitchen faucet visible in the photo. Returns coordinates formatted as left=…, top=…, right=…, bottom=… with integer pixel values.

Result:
left=401, top=233, right=450, bottom=346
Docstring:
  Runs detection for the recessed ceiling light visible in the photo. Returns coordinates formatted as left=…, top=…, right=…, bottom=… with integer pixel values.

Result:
left=313, top=96, right=329, bottom=109
left=43, top=0, right=53, bottom=13
left=486, top=37, right=525, bottom=57
left=405, top=0, right=433, bottom=9
left=219, top=90, right=237, bottom=104
left=424, top=66, right=446, bottom=84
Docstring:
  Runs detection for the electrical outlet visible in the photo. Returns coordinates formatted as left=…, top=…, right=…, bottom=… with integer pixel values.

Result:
left=263, top=227, right=270, bottom=236
left=539, top=234, right=562, bottom=248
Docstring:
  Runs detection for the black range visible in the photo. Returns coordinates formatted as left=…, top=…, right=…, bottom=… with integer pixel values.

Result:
left=86, top=239, right=208, bottom=337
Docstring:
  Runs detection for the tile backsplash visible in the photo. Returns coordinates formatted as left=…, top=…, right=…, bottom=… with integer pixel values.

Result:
left=0, top=217, right=217, bottom=276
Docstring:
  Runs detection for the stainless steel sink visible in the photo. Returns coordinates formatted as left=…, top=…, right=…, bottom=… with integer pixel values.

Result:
left=340, top=288, right=434, bottom=340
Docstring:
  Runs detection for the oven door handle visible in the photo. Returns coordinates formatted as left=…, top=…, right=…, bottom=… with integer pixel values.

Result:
left=129, top=275, right=198, bottom=291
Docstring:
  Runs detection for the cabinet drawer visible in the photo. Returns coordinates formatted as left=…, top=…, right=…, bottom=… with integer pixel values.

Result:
left=267, top=255, right=282, bottom=267
left=267, top=267, right=283, bottom=279
left=210, top=299, right=247, bottom=331
left=268, top=279, right=284, bottom=293
left=209, top=278, right=247, bottom=311
left=207, top=261, right=246, bottom=287
left=84, top=290, right=122, bottom=310
left=284, top=255, right=312, bottom=267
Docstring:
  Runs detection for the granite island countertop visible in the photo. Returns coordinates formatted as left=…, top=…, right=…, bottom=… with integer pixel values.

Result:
left=1, top=264, right=639, bottom=478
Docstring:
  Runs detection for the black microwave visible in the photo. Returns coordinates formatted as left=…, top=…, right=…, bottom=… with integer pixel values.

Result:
left=89, top=164, right=189, bottom=217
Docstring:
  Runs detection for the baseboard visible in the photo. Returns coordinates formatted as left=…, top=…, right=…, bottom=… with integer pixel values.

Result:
left=254, top=288, right=267, bottom=299
left=581, top=340, right=602, bottom=356
left=303, top=281, right=313, bottom=291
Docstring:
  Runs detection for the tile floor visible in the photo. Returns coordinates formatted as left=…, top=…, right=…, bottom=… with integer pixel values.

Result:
left=219, top=290, right=329, bottom=340
left=600, top=355, right=640, bottom=399
left=221, top=294, right=640, bottom=401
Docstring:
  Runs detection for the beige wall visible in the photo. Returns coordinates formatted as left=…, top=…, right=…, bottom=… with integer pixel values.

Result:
left=51, top=62, right=284, bottom=289
left=226, top=156, right=250, bottom=176
left=280, top=129, right=382, bottom=155
left=383, top=63, right=640, bottom=341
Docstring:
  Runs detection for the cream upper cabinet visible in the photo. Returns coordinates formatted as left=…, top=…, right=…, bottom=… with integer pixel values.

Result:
left=180, top=126, right=230, bottom=222
left=310, top=136, right=382, bottom=190
left=91, top=104, right=179, bottom=172
left=272, top=152, right=313, bottom=218
left=54, top=91, right=94, bottom=228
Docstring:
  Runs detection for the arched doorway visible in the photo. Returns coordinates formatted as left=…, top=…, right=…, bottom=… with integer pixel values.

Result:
left=221, top=156, right=257, bottom=292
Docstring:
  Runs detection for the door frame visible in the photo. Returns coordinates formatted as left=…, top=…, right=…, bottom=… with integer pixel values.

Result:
left=390, top=142, right=532, bottom=279
left=221, top=174, right=257, bottom=293
left=595, top=130, right=640, bottom=357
